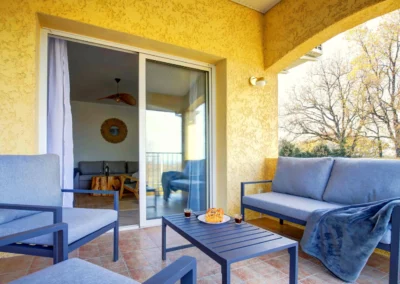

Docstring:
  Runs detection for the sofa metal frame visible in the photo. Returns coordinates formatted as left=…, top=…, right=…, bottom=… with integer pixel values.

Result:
left=241, top=180, right=400, bottom=284
left=0, top=189, right=119, bottom=264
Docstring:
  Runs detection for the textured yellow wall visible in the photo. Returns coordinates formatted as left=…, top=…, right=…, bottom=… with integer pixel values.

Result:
left=264, top=0, right=400, bottom=72
left=0, top=0, right=277, bottom=214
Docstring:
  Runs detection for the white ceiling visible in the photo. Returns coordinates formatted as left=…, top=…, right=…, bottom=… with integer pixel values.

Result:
left=67, top=41, right=204, bottom=106
left=231, top=0, right=281, bottom=13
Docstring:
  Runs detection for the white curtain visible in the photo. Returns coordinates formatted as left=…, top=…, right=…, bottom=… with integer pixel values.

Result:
left=47, top=38, right=74, bottom=207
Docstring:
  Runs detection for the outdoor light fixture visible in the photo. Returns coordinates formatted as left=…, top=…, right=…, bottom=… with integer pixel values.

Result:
left=249, top=76, right=267, bottom=87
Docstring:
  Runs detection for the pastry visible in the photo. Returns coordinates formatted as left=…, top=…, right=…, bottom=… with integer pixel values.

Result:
left=205, top=208, right=224, bottom=223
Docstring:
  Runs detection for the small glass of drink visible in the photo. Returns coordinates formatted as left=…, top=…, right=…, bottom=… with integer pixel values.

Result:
left=184, top=208, right=192, bottom=218
left=234, top=214, right=243, bottom=224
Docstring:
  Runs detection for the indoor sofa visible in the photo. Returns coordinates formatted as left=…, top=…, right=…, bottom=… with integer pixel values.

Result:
left=241, top=157, right=400, bottom=284
left=74, top=160, right=139, bottom=189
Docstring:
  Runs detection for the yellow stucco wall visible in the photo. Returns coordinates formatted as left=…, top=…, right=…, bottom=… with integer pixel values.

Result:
left=0, top=0, right=277, bottom=214
left=1, top=0, right=399, bottom=216
left=264, top=0, right=400, bottom=72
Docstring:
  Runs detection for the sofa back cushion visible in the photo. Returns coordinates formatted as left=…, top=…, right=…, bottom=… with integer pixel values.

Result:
left=0, top=154, right=62, bottom=224
left=272, top=157, right=334, bottom=200
left=105, top=161, right=126, bottom=174
left=127, top=161, right=139, bottom=174
left=323, top=158, right=400, bottom=204
left=79, top=161, right=104, bottom=175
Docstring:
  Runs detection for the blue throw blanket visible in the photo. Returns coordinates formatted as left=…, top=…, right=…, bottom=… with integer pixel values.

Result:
left=300, top=198, right=400, bottom=282
left=161, top=171, right=184, bottom=200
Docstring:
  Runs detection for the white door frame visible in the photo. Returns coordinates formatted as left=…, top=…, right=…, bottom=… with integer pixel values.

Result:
left=38, top=28, right=217, bottom=228
left=138, top=53, right=215, bottom=227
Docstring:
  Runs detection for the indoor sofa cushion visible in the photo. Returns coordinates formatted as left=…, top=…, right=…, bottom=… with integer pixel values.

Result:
left=127, top=161, right=139, bottom=174
left=11, top=258, right=137, bottom=284
left=272, top=157, right=334, bottom=200
left=105, top=161, right=126, bottom=174
left=0, top=154, right=62, bottom=225
left=323, top=158, right=400, bottom=205
left=243, top=192, right=344, bottom=221
left=0, top=208, right=117, bottom=245
left=79, top=161, right=104, bottom=175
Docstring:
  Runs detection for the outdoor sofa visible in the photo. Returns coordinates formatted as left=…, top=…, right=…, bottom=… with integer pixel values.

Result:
left=241, top=157, right=400, bottom=284
left=0, top=154, right=119, bottom=264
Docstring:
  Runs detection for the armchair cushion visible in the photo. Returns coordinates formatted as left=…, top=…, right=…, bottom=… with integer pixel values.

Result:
left=272, top=157, right=334, bottom=200
left=11, top=258, right=137, bottom=284
left=0, top=154, right=62, bottom=225
left=0, top=208, right=117, bottom=245
left=79, top=161, right=104, bottom=175
left=105, top=161, right=126, bottom=174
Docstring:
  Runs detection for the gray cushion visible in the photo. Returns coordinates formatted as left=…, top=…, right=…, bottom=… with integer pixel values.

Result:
left=243, top=192, right=344, bottom=221
left=170, top=179, right=205, bottom=191
left=272, top=157, right=334, bottom=200
left=11, top=258, right=137, bottom=284
left=105, top=161, right=126, bottom=174
left=323, top=158, right=400, bottom=204
left=0, top=154, right=62, bottom=225
left=127, top=161, right=139, bottom=174
left=79, top=161, right=104, bottom=175
left=79, top=174, right=94, bottom=181
left=0, top=208, right=117, bottom=245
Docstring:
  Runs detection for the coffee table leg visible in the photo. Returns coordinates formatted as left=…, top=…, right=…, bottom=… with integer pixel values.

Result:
left=162, top=218, right=167, bottom=260
left=289, top=245, right=298, bottom=284
left=221, top=262, right=230, bottom=284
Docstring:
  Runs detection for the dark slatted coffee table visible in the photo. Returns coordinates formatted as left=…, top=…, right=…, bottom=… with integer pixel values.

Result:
left=162, top=213, right=298, bottom=283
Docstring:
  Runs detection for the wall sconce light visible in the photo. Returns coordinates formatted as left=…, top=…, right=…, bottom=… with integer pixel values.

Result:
left=249, top=76, right=267, bottom=87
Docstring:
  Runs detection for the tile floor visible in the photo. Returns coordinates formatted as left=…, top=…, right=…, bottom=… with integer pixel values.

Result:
left=0, top=218, right=391, bottom=284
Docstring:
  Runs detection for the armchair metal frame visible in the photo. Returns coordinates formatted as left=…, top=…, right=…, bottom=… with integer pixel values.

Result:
left=0, top=189, right=119, bottom=264
left=0, top=223, right=196, bottom=284
left=241, top=180, right=400, bottom=284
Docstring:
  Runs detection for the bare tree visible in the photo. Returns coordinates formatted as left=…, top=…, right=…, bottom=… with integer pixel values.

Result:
left=348, top=10, right=400, bottom=157
left=282, top=55, right=367, bottom=156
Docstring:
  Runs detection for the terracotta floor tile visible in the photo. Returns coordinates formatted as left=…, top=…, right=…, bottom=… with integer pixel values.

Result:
left=0, top=255, right=33, bottom=274
left=129, top=266, right=155, bottom=282
left=0, top=219, right=393, bottom=284
left=0, top=270, right=27, bottom=283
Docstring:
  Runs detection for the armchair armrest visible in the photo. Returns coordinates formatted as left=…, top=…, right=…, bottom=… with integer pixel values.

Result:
left=61, top=189, right=119, bottom=211
left=0, top=203, right=62, bottom=223
left=0, top=222, right=68, bottom=262
left=143, top=256, right=196, bottom=284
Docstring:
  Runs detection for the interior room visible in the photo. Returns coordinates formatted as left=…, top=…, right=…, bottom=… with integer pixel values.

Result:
left=65, top=40, right=207, bottom=226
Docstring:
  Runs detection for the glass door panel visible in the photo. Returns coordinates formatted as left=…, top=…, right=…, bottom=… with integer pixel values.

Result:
left=144, top=59, right=209, bottom=221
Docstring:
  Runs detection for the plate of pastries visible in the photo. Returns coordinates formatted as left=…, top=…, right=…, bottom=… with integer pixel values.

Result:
left=197, top=208, right=230, bottom=224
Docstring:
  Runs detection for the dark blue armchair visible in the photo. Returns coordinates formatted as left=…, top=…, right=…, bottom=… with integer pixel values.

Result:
left=162, top=159, right=206, bottom=211
left=0, top=222, right=197, bottom=284
left=0, top=154, right=119, bottom=264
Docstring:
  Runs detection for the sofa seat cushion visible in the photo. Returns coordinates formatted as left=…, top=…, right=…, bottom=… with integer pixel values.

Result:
left=127, top=161, right=139, bottom=174
left=170, top=179, right=205, bottom=191
left=0, top=208, right=117, bottom=245
left=323, top=158, right=400, bottom=205
left=79, top=174, right=95, bottom=181
left=272, top=157, right=334, bottom=200
left=11, top=258, right=137, bottom=284
left=243, top=192, right=344, bottom=221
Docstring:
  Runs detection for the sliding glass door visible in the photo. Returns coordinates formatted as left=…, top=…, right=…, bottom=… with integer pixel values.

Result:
left=139, top=55, right=211, bottom=226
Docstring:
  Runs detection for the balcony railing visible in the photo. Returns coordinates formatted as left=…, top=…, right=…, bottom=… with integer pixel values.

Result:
left=146, top=152, right=183, bottom=190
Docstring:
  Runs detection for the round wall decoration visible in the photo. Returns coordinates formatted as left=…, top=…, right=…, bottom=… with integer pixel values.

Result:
left=101, top=118, right=128, bottom=143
